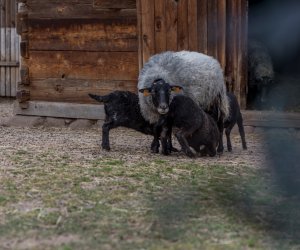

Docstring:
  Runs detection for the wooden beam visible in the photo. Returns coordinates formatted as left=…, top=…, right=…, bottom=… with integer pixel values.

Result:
left=14, top=101, right=105, bottom=119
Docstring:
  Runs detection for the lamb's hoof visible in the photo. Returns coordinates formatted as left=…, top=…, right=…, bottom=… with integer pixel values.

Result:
left=227, top=147, right=232, bottom=152
left=151, top=148, right=159, bottom=154
left=243, top=146, right=247, bottom=150
left=102, top=146, right=110, bottom=151
left=185, top=151, right=195, bottom=158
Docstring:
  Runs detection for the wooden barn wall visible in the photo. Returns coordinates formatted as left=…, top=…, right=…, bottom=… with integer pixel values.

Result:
left=137, top=0, right=248, bottom=108
left=17, top=0, right=138, bottom=104
left=0, top=0, right=20, bottom=97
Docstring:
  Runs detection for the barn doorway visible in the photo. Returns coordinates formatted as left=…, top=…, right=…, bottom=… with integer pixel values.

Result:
left=248, top=0, right=300, bottom=111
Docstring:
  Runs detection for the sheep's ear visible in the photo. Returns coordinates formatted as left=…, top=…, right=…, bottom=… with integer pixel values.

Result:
left=139, top=88, right=151, bottom=97
left=171, top=86, right=183, bottom=93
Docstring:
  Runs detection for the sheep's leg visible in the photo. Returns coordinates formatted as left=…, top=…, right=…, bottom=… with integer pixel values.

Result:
left=102, top=121, right=116, bottom=150
left=151, top=123, right=162, bottom=153
left=175, top=130, right=195, bottom=158
left=217, top=115, right=224, bottom=154
left=160, top=126, right=170, bottom=155
left=207, top=143, right=217, bottom=157
left=225, top=124, right=234, bottom=152
left=237, top=112, right=247, bottom=150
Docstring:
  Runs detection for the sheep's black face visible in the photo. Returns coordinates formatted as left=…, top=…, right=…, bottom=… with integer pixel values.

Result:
left=139, top=79, right=183, bottom=115
left=151, top=79, right=171, bottom=115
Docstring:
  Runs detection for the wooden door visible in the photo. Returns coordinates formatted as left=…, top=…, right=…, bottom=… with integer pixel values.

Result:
left=136, top=0, right=248, bottom=108
left=0, top=0, right=19, bottom=97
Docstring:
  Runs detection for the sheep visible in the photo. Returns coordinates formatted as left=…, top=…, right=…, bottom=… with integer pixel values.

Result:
left=138, top=51, right=229, bottom=153
left=223, top=92, right=247, bottom=152
left=88, top=91, right=176, bottom=152
left=248, top=39, right=274, bottom=109
left=143, top=80, right=219, bottom=158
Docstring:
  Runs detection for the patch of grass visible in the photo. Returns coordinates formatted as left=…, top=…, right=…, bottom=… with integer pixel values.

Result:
left=1, top=149, right=300, bottom=249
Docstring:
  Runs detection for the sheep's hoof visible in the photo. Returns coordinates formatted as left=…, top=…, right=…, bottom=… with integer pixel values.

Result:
left=227, top=147, right=232, bottom=152
left=243, top=146, right=247, bottom=150
left=170, top=147, right=179, bottom=152
left=102, top=145, right=111, bottom=151
left=151, top=148, right=159, bottom=154
left=185, top=150, right=195, bottom=158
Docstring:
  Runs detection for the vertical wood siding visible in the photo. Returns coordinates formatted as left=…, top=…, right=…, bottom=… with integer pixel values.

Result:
left=137, top=0, right=248, bottom=108
left=0, top=0, right=19, bottom=97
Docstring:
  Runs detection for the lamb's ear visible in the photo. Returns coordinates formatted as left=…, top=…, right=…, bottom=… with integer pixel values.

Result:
left=171, top=86, right=183, bottom=93
left=139, top=88, right=151, bottom=97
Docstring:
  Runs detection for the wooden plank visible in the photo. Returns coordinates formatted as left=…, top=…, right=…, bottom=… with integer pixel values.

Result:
left=93, top=0, right=136, bottom=9
left=5, top=0, right=11, bottom=96
left=188, top=0, right=198, bottom=51
left=239, top=0, right=248, bottom=109
left=28, top=19, right=138, bottom=52
left=136, top=0, right=143, bottom=69
left=140, top=0, right=155, bottom=64
left=154, top=0, right=166, bottom=53
left=177, top=0, right=188, bottom=50
left=29, top=79, right=137, bottom=103
left=27, top=51, right=139, bottom=81
left=217, top=0, right=226, bottom=71
left=207, top=0, right=218, bottom=58
left=14, top=101, right=105, bottom=120
left=0, top=61, right=19, bottom=66
left=27, top=1, right=137, bottom=20
left=1, top=0, right=6, bottom=96
left=197, top=0, right=207, bottom=53
left=165, top=0, right=178, bottom=51
left=10, top=0, right=17, bottom=96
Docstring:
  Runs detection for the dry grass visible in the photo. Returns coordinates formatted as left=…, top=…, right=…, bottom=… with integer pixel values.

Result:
left=1, top=99, right=300, bottom=250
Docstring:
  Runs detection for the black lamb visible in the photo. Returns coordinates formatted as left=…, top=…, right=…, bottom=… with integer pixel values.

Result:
left=223, top=92, right=247, bottom=152
left=158, top=95, right=220, bottom=158
left=89, top=91, right=154, bottom=150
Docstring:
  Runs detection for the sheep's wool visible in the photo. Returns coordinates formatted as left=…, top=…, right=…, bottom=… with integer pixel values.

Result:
left=138, top=51, right=229, bottom=124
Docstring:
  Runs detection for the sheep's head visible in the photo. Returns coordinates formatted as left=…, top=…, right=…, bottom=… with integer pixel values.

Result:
left=139, top=79, right=182, bottom=115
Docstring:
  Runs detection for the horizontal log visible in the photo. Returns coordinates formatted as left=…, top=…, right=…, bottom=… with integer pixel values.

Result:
left=29, top=79, right=137, bottom=103
left=93, top=0, right=136, bottom=9
left=26, top=51, right=139, bottom=80
left=14, top=101, right=105, bottom=119
left=16, top=90, right=30, bottom=102
left=28, top=19, right=137, bottom=52
left=0, top=61, right=20, bottom=67
left=27, top=0, right=136, bottom=19
left=242, top=110, right=300, bottom=128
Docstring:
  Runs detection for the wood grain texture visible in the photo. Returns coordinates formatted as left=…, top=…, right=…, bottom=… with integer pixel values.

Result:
left=177, top=0, right=188, bottom=50
left=154, top=0, right=166, bottom=53
left=28, top=19, right=138, bottom=52
left=188, top=0, right=198, bottom=51
left=30, top=79, right=137, bottom=103
left=197, top=0, right=207, bottom=53
left=165, top=0, right=178, bottom=51
left=93, top=0, right=136, bottom=9
left=26, top=51, right=139, bottom=81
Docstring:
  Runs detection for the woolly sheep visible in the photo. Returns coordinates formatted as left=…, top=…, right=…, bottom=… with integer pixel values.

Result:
left=159, top=94, right=220, bottom=158
left=88, top=91, right=177, bottom=152
left=138, top=51, right=229, bottom=152
left=248, top=39, right=274, bottom=108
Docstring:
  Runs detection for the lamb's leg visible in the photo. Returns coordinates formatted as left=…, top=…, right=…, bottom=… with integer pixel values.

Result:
left=237, top=112, right=247, bottom=150
left=225, top=124, right=234, bottom=152
left=161, top=126, right=170, bottom=155
left=102, top=121, right=115, bottom=150
left=217, top=114, right=224, bottom=154
left=151, top=123, right=162, bottom=153
left=175, top=130, right=195, bottom=158
left=207, top=143, right=217, bottom=157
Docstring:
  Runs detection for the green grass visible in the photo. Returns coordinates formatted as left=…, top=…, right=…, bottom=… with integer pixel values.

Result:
left=0, top=150, right=300, bottom=249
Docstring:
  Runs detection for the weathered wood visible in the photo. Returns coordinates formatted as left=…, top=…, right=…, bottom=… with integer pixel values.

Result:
left=177, top=0, right=189, bottom=50
left=165, top=0, right=178, bottom=51
left=139, top=0, right=155, bottom=64
left=207, top=0, right=218, bottom=58
left=154, top=0, right=166, bottom=53
left=27, top=51, right=139, bottom=80
left=14, top=101, right=105, bottom=120
left=93, top=0, right=136, bottom=9
left=28, top=19, right=138, bottom=52
left=188, top=0, right=198, bottom=51
left=136, top=0, right=143, bottom=69
left=20, top=66, right=29, bottom=85
left=27, top=1, right=136, bottom=20
left=30, top=79, right=137, bottom=103
left=20, top=39, right=29, bottom=58
left=0, top=61, right=19, bottom=66
left=217, top=0, right=226, bottom=71
left=16, top=89, right=30, bottom=102
left=5, top=0, right=12, bottom=96
left=197, top=0, right=207, bottom=53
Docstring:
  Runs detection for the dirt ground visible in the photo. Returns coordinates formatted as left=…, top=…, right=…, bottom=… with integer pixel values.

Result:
left=0, top=98, right=266, bottom=168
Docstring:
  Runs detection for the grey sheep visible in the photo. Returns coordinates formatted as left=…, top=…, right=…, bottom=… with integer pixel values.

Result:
left=248, top=39, right=274, bottom=108
left=138, top=51, right=229, bottom=152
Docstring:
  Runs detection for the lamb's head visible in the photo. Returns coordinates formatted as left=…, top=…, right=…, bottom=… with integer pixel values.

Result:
left=139, top=79, right=182, bottom=115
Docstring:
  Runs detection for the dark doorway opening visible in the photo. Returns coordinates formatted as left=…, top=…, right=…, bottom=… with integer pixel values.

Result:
left=247, top=0, right=300, bottom=111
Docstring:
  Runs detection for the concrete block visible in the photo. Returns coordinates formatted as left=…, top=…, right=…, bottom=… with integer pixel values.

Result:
left=69, top=119, right=96, bottom=130
left=44, top=117, right=66, bottom=127
left=3, top=115, right=45, bottom=127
